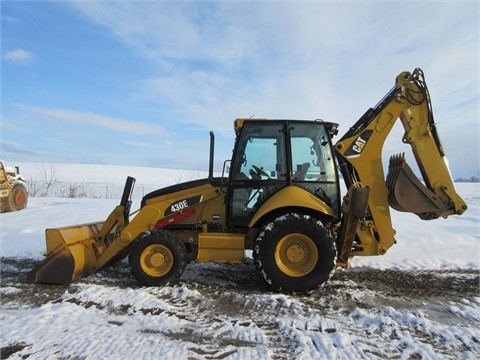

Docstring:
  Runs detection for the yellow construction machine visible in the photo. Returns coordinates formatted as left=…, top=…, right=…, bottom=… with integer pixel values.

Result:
left=28, top=68, right=467, bottom=292
left=1, top=160, right=28, bottom=213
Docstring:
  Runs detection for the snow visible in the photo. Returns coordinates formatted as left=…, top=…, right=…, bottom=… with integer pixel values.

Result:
left=349, top=182, right=480, bottom=271
left=1, top=164, right=479, bottom=359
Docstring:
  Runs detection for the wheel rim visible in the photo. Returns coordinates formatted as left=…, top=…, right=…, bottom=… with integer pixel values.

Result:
left=14, top=190, right=26, bottom=208
left=140, top=244, right=174, bottom=277
left=274, top=233, right=318, bottom=277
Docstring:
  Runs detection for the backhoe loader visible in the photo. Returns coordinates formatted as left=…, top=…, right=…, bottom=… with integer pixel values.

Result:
left=28, top=68, right=467, bottom=292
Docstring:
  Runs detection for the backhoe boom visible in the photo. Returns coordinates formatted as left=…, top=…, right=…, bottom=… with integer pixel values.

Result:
left=335, top=68, right=467, bottom=260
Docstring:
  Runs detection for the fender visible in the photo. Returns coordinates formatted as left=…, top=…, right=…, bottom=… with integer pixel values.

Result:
left=248, top=185, right=336, bottom=228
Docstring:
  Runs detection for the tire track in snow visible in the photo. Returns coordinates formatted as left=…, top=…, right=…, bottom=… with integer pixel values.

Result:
left=1, top=257, right=479, bottom=359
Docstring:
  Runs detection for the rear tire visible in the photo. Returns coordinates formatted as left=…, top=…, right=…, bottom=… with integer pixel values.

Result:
left=253, top=213, right=337, bottom=293
left=7, top=181, right=28, bottom=212
left=129, top=230, right=187, bottom=286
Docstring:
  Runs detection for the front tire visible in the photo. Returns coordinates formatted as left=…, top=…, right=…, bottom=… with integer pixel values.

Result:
left=129, top=230, right=187, bottom=286
left=7, top=181, right=28, bottom=212
left=253, top=213, right=337, bottom=293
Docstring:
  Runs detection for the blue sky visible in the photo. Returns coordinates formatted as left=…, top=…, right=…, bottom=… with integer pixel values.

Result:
left=1, top=0, right=478, bottom=178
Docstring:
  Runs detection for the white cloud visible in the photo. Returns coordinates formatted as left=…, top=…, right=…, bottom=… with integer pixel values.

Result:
left=0, top=139, right=42, bottom=157
left=27, top=107, right=167, bottom=136
left=0, top=119, right=31, bottom=133
left=1, top=15, right=22, bottom=23
left=71, top=2, right=478, bottom=123
left=71, top=1, right=250, bottom=67
left=3, top=48, right=36, bottom=66
left=32, top=1, right=479, bottom=176
left=124, top=140, right=165, bottom=150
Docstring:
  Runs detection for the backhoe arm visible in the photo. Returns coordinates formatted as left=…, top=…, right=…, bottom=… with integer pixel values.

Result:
left=335, top=68, right=467, bottom=259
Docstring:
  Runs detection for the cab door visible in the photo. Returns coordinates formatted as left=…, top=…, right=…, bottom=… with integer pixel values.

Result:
left=227, top=121, right=287, bottom=228
left=289, top=123, right=340, bottom=215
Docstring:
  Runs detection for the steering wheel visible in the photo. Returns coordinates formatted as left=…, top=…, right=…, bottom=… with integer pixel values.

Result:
left=251, top=165, right=269, bottom=178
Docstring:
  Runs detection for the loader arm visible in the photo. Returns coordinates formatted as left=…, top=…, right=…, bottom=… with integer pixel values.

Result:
left=27, top=177, right=136, bottom=284
left=335, top=68, right=467, bottom=260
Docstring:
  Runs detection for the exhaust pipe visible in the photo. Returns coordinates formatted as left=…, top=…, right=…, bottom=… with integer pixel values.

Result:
left=209, top=131, right=215, bottom=179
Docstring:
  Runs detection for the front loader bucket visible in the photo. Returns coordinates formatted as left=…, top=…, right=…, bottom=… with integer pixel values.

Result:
left=386, top=153, right=447, bottom=220
left=27, top=176, right=136, bottom=285
left=27, top=222, right=104, bottom=284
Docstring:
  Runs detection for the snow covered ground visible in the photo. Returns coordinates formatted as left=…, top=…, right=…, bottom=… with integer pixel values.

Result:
left=1, top=164, right=479, bottom=359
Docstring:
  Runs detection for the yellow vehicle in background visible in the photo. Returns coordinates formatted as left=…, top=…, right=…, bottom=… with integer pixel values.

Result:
left=0, top=160, right=28, bottom=213
left=28, top=68, right=467, bottom=292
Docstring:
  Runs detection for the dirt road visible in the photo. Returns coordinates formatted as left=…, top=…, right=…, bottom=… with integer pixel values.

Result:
left=1, top=257, right=479, bottom=359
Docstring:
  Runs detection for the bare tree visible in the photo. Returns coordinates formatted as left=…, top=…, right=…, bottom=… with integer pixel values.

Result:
left=174, top=174, right=183, bottom=184
left=27, top=175, right=40, bottom=196
left=41, top=163, right=59, bottom=197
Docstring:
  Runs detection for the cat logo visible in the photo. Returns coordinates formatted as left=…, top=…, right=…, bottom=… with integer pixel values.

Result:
left=352, top=136, right=367, bottom=153
left=344, top=130, right=373, bottom=158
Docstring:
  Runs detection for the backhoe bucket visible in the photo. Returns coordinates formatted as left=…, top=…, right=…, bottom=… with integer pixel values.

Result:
left=27, top=222, right=104, bottom=284
left=386, top=154, right=447, bottom=220
left=27, top=177, right=136, bottom=285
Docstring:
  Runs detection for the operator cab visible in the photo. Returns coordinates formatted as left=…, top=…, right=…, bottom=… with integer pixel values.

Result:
left=227, top=119, right=340, bottom=228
